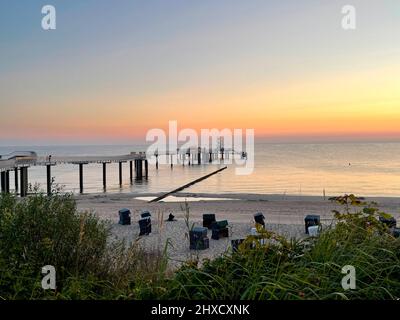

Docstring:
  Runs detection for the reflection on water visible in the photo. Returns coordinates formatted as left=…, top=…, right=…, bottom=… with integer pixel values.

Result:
left=1, top=142, right=400, bottom=197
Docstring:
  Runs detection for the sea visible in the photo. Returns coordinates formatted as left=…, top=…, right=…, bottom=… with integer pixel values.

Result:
left=1, top=142, right=400, bottom=197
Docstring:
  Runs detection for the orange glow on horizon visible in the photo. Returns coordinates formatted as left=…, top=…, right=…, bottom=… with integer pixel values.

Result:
left=1, top=61, right=400, bottom=143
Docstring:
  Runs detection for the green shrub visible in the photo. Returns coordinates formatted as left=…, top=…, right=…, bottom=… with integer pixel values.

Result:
left=0, top=192, right=165, bottom=300
left=163, top=195, right=400, bottom=300
left=1, top=192, right=398, bottom=300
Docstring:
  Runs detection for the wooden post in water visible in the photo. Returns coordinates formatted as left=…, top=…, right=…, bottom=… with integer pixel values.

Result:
left=155, top=154, right=159, bottom=170
left=20, top=167, right=28, bottom=197
left=46, top=164, right=52, bottom=196
left=134, top=159, right=138, bottom=178
left=5, top=171, right=10, bottom=193
left=197, top=147, right=201, bottom=165
left=103, top=162, right=107, bottom=191
left=129, top=161, right=133, bottom=184
left=119, top=162, right=123, bottom=186
left=14, top=168, right=18, bottom=193
left=0, top=171, right=5, bottom=193
left=145, top=160, right=148, bottom=178
left=79, top=163, right=84, bottom=194
left=135, top=159, right=143, bottom=180
left=19, top=168, right=24, bottom=197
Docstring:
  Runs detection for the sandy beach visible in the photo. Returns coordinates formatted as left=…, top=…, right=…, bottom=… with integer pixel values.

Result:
left=75, top=192, right=400, bottom=267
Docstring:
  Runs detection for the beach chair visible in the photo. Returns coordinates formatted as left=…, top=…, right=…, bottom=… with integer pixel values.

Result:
left=254, top=212, right=265, bottom=227
left=231, top=239, right=245, bottom=252
left=379, top=216, right=397, bottom=228
left=139, top=217, right=151, bottom=236
left=118, top=208, right=131, bottom=225
left=190, top=227, right=209, bottom=250
left=141, top=210, right=151, bottom=218
left=167, top=213, right=176, bottom=221
left=304, top=215, right=320, bottom=234
left=211, top=220, right=229, bottom=240
left=203, top=214, right=216, bottom=229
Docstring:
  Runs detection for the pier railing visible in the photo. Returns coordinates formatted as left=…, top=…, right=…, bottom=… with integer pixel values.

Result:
left=0, top=152, right=147, bottom=171
left=1, top=148, right=240, bottom=196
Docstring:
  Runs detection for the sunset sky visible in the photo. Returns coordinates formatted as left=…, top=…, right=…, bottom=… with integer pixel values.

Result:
left=1, top=0, right=400, bottom=145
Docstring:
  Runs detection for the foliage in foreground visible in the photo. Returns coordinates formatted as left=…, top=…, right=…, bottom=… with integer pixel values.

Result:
left=0, top=191, right=166, bottom=300
left=0, top=192, right=399, bottom=300
left=165, top=194, right=400, bottom=300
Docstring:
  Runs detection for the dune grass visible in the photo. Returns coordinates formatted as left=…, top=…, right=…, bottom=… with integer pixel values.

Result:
left=0, top=190, right=166, bottom=300
left=0, top=192, right=399, bottom=300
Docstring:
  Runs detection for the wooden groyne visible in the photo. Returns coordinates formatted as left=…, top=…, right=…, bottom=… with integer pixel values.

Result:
left=149, top=166, right=228, bottom=203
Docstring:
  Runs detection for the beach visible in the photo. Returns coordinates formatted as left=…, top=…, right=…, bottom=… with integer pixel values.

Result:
left=76, top=192, right=400, bottom=268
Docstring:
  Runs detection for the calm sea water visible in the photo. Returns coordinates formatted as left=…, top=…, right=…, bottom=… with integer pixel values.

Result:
left=1, top=142, right=400, bottom=197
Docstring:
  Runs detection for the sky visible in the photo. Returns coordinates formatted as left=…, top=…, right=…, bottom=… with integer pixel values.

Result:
left=0, top=0, right=400, bottom=145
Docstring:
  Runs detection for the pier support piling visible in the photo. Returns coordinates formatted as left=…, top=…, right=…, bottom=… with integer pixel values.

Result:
left=5, top=171, right=10, bottom=193
left=103, top=163, right=107, bottom=191
left=79, top=164, right=84, bottom=194
left=129, top=161, right=133, bottom=184
left=139, top=160, right=143, bottom=178
left=156, top=155, right=159, bottom=170
left=46, top=165, right=52, bottom=196
left=119, top=162, right=123, bottom=186
left=20, top=167, right=28, bottom=197
left=0, top=171, right=6, bottom=193
left=14, top=168, right=18, bottom=193
left=135, top=159, right=143, bottom=180
left=145, top=160, right=148, bottom=178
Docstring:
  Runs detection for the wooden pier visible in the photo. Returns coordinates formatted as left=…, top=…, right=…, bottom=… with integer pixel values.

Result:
left=0, top=152, right=148, bottom=196
left=0, top=148, right=246, bottom=197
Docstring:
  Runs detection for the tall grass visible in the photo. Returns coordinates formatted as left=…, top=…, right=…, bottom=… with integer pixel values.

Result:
left=163, top=195, right=400, bottom=300
left=0, top=192, right=398, bottom=300
left=0, top=191, right=165, bottom=300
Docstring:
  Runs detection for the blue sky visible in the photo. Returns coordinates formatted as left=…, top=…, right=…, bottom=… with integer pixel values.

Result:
left=1, top=0, right=399, bottom=145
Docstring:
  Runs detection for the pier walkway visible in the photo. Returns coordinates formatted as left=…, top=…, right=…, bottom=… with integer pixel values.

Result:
left=0, top=151, right=148, bottom=196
